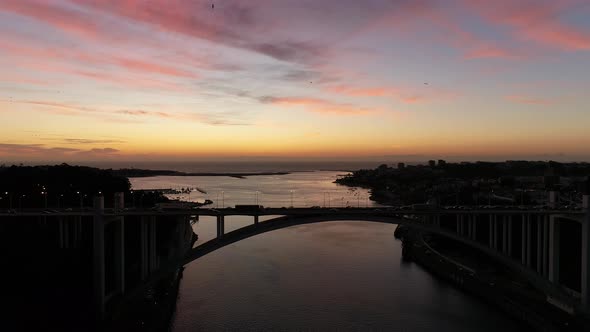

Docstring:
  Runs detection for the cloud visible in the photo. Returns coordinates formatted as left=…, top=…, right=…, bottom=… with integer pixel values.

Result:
left=7, top=99, right=250, bottom=126
left=259, top=96, right=373, bottom=115
left=465, top=0, right=590, bottom=51
left=327, top=85, right=456, bottom=104
left=61, top=138, right=126, bottom=144
left=506, top=95, right=553, bottom=105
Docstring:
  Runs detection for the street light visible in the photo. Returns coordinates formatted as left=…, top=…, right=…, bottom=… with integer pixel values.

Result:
left=4, top=192, right=11, bottom=209
left=41, top=191, right=47, bottom=208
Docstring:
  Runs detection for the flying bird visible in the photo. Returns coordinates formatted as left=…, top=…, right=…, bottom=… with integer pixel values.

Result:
left=211, top=3, right=214, bottom=9
left=424, top=82, right=429, bottom=85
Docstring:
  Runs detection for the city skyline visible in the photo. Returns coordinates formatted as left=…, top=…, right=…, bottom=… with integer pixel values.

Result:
left=1, top=0, right=590, bottom=162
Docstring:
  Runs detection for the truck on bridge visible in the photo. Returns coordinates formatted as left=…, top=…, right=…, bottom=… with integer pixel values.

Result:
left=234, top=205, right=264, bottom=212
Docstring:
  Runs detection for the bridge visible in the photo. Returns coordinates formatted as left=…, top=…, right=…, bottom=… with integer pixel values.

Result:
left=3, top=193, right=590, bottom=322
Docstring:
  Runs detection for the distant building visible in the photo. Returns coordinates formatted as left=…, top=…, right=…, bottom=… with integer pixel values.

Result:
left=428, top=160, right=436, bottom=168
left=397, top=162, right=405, bottom=170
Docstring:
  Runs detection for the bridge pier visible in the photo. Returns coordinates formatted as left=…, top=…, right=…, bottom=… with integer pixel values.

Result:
left=526, top=215, right=532, bottom=267
left=140, top=217, right=149, bottom=280
left=493, top=216, right=498, bottom=250
left=471, top=215, right=477, bottom=241
left=502, top=216, right=508, bottom=254
left=489, top=215, right=493, bottom=248
left=254, top=215, right=259, bottom=224
left=549, top=215, right=560, bottom=283
left=542, top=216, right=549, bottom=277
left=582, top=214, right=590, bottom=306
left=92, top=196, right=105, bottom=321
left=217, top=215, right=225, bottom=238
left=520, top=214, right=527, bottom=265
left=536, top=216, right=542, bottom=274
left=507, top=215, right=513, bottom=256
left=113, top=192, right=125, bottom=295
left=149, top=216, right=157, bottom=272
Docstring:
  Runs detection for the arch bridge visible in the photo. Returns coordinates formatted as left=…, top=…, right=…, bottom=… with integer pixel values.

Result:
left=3, top=194, right=589, bottom=320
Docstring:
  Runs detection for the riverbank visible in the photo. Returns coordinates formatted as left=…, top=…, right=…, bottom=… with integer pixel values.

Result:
left=396, top=225, right=590, bottom=331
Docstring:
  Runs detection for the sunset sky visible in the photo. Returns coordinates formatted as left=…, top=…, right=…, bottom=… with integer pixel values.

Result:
left=1, top=0, right=590, bottom=162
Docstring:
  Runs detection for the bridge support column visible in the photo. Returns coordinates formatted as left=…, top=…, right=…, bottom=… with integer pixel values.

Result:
left=113, top=192, right=125, bottom=295
left=254, top=215, right=259, bottom=224
left=472, top=215, right=477, bottom=241
left=217, top=215, right=225, bottom=238
left=581, top=214, right=590, bottom=306
left=488, top=215, right=493, bottom=248
left=536, top=215, right=542, bottom=274
left=521, top=215, right=527, bottom=265
left=140, top=217, right=149, bottom=280
left=549, top=215, right=560, bottom=283
left=149, top=216, right=157, bottom=272
left=493, top=216, right=498, bottom=250
left=526, top=215, right=532, bottom=267
left=72, top=217, right=78, bottom=249
left=543, top=216, right=549, bottom=277
left=507, top=216, right=513, bottom=257
left=502, top=216, right=508, bottom=254
left=58, top=218, right=65, bottom=248
left=92, top=196, right=105, bottom=321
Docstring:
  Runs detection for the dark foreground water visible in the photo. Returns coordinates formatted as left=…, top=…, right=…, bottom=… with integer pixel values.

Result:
left=168, top=220, right=519, bottom=331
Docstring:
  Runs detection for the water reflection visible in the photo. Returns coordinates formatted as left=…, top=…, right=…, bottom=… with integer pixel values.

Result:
left=170, top=220, right=519, bottom=331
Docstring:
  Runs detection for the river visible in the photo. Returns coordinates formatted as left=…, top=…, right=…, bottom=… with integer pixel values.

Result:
left=130, top=170, right=520, bottom=331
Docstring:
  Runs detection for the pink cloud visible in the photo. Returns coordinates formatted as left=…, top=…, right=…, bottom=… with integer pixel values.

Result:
left=506, top=95, right=553, bottom=105
left=466, top=0, right=590, bottom=51
left=327, top=85, right=456, bottom=104
left=260, top=96, right=373, bottom=115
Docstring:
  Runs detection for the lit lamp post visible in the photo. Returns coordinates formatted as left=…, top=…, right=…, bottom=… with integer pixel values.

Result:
left=76, top=191, right=84, bottom=209
left=4, top=192, right=11, bottom=209
left=41, top=191, right=47, bottom=208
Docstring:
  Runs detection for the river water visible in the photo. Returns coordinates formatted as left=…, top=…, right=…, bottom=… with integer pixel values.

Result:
left=131, top=171, right=520, bottom=331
